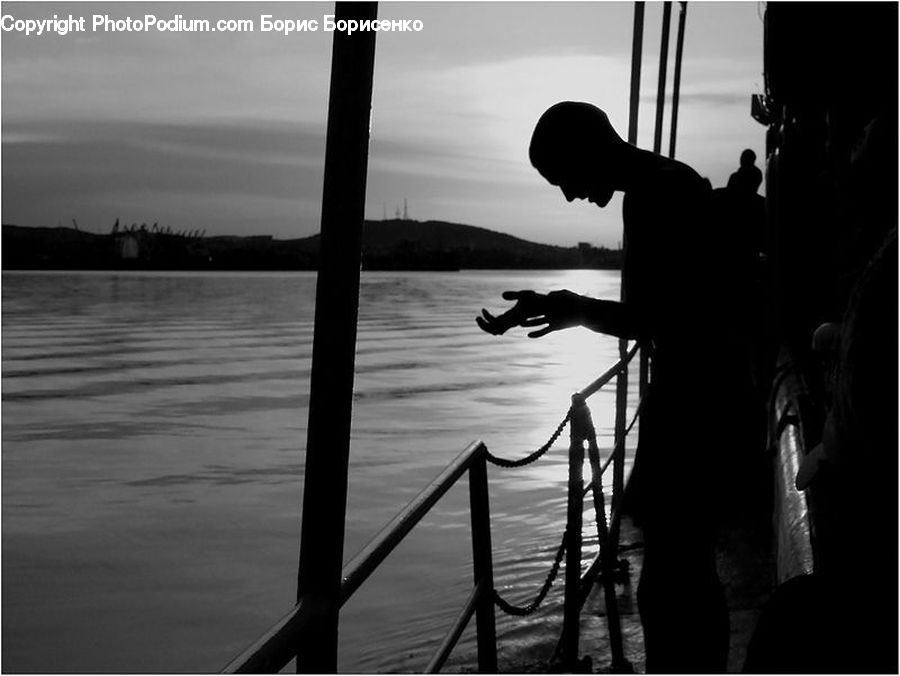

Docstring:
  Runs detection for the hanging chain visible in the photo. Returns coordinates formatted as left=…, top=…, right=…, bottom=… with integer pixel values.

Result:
left=485, top=409, right=572, bottom=468
left=484, top=408, right=571, bottom=615
left=493, top=529, right=568, bottom=616
left=486, top=394, right=644, bottom=617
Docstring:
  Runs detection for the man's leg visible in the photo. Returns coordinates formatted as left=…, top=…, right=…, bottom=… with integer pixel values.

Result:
left=638, top=527, right=729, bottom=673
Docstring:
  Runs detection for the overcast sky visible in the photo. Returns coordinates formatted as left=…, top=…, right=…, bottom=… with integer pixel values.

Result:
left=1, top=1, right=765, bottom=247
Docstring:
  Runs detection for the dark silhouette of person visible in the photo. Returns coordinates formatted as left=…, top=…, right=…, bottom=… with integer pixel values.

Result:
left=713, top=149, right=771, bottom=395
left=720, top=149, right=767, bottom=258
left=477, top=101, right=758, bottom=672
left=727, top=149, right=763, bottom=195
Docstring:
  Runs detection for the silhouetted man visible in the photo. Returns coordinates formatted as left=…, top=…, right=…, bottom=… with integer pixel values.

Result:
left=713, top=150, right=770, bottom=394
left=722, top=147, right=766, bottom=260
left=477, top=101, right=753, bottom=672
left=727, top=148, right=763, bottom=195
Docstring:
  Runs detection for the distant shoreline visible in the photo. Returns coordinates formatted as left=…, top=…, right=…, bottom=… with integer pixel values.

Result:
left=2, top=221, right=622, bottom=272
left=1, top=267, right=620, bottom=274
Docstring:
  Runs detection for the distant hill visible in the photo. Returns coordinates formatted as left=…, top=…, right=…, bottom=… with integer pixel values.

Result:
left=300, top=219, right=620, bottom=270
left=1, top=220, right=621, bottom=271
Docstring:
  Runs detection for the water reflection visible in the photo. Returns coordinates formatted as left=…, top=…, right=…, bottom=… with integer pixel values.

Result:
left=2, top=269, right=637, bottom=672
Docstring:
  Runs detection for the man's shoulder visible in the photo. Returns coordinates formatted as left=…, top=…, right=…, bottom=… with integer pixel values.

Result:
left=653, top=159, right=706, bottom=189
left=629, top=159, right=708, bottom=203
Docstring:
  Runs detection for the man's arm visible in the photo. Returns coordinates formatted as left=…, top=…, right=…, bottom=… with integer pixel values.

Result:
left=477, top=290, right=640, bottom=339
left=576, top=295, right=640, bottom=339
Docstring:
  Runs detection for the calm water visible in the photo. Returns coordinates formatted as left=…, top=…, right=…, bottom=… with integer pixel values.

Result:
left=2, top=269, right=639, bottom=673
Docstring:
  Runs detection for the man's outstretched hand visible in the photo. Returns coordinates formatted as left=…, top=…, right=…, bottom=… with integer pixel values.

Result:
left=476, top=290, right=586, bottom=338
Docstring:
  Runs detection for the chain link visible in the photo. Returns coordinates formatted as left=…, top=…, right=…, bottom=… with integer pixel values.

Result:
left=482, top=409, right=571, bottom=615
left=486, top=395, right=642, bottom=617
left=485, top=409, right=572, bottom=468
left=493, top=529, right=568, bottom=616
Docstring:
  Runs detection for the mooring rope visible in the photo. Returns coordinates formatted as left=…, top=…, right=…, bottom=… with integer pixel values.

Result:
left=582, top=396, right=645, bottom=498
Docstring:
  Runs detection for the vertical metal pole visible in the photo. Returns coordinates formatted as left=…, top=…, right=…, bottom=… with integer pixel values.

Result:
left=469, top=453, right=498, bottom=673
left=611, top=365, right=629, bottom=555
left=627, top=2, right=645, bottom=147
left=638, top=346, right=650, bottom=401
left=653, top=2, right=673, bottom=155
left=562, top=396, right=586, bottom=669
left=617, top=0, right=646, bottom=562
left=668, top=2, right=688, bottom=159
left=296, top=3, right=377, bottom=673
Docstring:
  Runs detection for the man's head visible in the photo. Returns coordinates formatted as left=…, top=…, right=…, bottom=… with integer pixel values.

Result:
left=529, top=102, right=625, bottom=207
left=739, top=148, right=757, bottom=168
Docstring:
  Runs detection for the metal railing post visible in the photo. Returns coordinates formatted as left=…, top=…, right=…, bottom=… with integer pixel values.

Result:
left=668, top=2, right=688, bottom=160
left=562, top=396, right=586, bottom=669
left=469, top=452, right=498, bottom=673
left=639, top=345, right=649, bottom=400
left=295, top=3, right=378, bottom=672
left=652, top=1, right=673, bottom=155
left=611, top=362, right=629, bottom=555
left=627, top=2, right=645, bottom=147
left=619, top=0, right=645, bottom=554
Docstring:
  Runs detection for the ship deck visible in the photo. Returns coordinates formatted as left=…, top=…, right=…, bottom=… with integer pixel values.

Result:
left=577, top=505, right=774, bottom=674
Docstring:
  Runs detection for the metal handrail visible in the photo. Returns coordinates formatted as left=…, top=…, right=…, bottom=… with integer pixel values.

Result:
left=223, top=441, right=493, bottom=673
left=424, top=579, right=488, bottom=673
left=340, top=441, right=484, bottom=604
left=579, top=341, right=640, bottom=400
left=223, top=344, right=645, bottom=674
